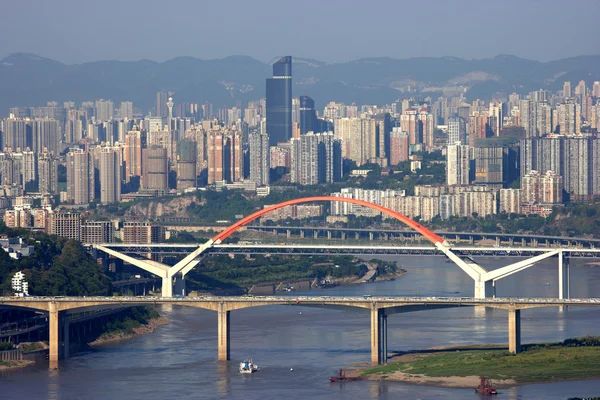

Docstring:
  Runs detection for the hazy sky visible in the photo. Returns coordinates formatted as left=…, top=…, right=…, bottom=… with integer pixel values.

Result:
left=2, top=0, right=600, bottom=64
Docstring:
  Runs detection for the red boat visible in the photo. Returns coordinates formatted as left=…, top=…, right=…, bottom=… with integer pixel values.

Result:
left=475, top=376, right=498, bottom=395
left=329, top=369, right=358, bottom=382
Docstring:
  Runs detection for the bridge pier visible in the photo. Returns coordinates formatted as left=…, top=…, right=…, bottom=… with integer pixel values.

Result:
left=314, top=231, right=319, bottom=240
left=49, top=302, right=59, bottom=369
left=369, top=232, right=374, bottom=241
left=474, top=280, right=494, bottom=299
left=218, top=305, right=230, bottom=361
left=327, top=231, right=332, bottom=240
left=286, top=230, right=291, bottom=239
left=370, top=308, right=387, bottom=365
left=558, top=251, right=570, bottom=300
left=508, top=308, right=521, bottom=353
left=300, top=230, right=305, bottom=239
left=341, top=232, right=346, bottom=241
left=355, top=232, right=360, bottom=240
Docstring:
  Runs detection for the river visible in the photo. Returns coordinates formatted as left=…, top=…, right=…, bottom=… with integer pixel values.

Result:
left=2, top=256, right=600, bottom=400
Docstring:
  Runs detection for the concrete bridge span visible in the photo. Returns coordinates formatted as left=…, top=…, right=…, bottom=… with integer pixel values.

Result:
left=2, top=296, right=599, bottom=369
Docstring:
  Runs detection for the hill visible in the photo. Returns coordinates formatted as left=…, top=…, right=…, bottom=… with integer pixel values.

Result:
left=1, top=53, right=599, bottom=113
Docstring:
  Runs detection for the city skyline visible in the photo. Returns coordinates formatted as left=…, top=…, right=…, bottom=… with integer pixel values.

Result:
left=1, top=0, right=599, bottom=64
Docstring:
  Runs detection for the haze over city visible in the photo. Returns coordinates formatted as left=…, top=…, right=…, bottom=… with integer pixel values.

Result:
left=2, top=0, right=600, bottom=63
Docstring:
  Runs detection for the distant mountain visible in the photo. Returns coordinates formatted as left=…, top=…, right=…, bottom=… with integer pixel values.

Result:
left=1, top=53, right=599, bottom=115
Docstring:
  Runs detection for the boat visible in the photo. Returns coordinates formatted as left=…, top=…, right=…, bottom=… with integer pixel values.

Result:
left=329, top=369, right=358, bottom=382
left=474, top=376, right=498, bottom=395
left=239, top=359, right=259, bottom=374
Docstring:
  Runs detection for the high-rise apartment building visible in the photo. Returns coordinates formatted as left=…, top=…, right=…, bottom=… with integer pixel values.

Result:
left=121, top=222, right=165, bottom=243
left=291, top=132, right=341, bottom=185
left=298, top=96, right=316, bottom=135
left=123, top=128, right=143, bottom=183
left=447, top=116, right=466, bottom=145
left=66, top=149, right=94, bottom=205
left=248, top=131, right=270, bottom=187
left=563, top=81, right=572, bottom=98
left=81, top=221, right=114, bottom=243
left=558, top=99, right=580, bottom=136
left=32, top=118, right=61, bottom=154
left=49, top=211, right=82, bottom=240
left=389, top=128, right=409, bottom=165
left=38, top=150, right=58, bottom=195
left=120, top=101, right=133, bottom=119
left=206, top=129, right=244, bottom=184
left=266, top=56, right=292, bottom=145
left=446, top=144, right=470, bottom=185
left=99, top=147, right=122, bottom=204
left=142, top=145, right=168, bottom=190
left=176, top=140, right=197, bottom=190
left=95, top=100, right=114, bottom=122
left=156, top=92, right=168, bottom=119
left=2, top=118, right=31, bottom=151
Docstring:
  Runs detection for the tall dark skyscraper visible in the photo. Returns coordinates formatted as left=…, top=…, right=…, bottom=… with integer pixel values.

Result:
left=266, top=56, right=292, bottom=146
left=299, top=95, right=316, bottom=135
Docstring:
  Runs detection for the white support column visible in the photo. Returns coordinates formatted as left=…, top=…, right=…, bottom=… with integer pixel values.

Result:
left=474, top=280, right=494, bottom=299
left=161, top=277, right=173, bottom=298
left=558, top=250, right=570, bottom=300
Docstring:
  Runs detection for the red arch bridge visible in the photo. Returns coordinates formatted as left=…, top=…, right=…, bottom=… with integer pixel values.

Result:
left=91, top=196, right=587, bottom=299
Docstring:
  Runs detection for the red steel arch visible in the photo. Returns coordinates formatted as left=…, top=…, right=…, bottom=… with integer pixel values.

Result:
left=212, top=196, right=445, bottom=245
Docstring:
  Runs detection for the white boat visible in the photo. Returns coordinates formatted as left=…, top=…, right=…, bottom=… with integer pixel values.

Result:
left=239, top=359, right=259, bottom=374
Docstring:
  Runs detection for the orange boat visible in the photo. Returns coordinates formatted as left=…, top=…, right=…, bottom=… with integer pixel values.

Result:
left=475, top=376, right=498, bottom=395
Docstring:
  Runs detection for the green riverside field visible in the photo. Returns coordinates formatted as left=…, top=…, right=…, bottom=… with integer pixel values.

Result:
left=363, top=337, right=600, bottom=384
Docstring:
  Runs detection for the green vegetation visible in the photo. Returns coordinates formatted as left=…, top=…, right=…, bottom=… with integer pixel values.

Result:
left=186, top=255, right=398, bottom=290
left=97, top=307, right=160, bottom=338
left=423, top=201, right=600, bottom=238
left=0, top=224, right=112, bottom=296
left=20, top=342, right=43, bottom=353
left=363, top=336, right=600, bottom=384
left=0, top=341, right=14, bottom=350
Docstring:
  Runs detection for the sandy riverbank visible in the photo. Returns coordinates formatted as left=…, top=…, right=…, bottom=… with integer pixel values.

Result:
left=88, top=317, right=170, bottom=346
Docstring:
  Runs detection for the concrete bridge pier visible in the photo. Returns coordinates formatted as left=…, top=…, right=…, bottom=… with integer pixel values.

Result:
left=49, top=302, right=59, bottom=369
left=327, top=231, right=332, bottom=240
left=508, top=308, right=521, bottom=353
left=314, top=231, right=319, bottom=240
left=300, top=230, right=305, bottom=239
left=286, top=230, right=291, bottom=239
left=369, top=232, right=374, bottom=241
left=218, top=305, right=231, bottom=361
left=371, top=308, right=387, bottom=365
left=558, top=251, right=570, bottom=300
left=355, top=232, right=360, bottom=240
left=341, top=232, right=346, bottom=240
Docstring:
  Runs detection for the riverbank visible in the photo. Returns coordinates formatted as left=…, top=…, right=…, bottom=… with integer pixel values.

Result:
left=352, top=338, right=600, bottom=388
left=0, top=359, right=35, bottom=371
left=88, top=317, right=170, bottom=346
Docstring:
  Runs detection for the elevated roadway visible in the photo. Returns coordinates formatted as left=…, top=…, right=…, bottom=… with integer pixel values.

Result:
left=2, top=295, right=600, bottom=368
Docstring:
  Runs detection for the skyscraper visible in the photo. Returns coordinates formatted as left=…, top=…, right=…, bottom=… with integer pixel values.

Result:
left=99, top=148, right=122, bottom=204
left=156, top=91, right=168, bottom=119
left=266, top=56, right=292, bottom=146
left=142, top=145, right=168, bottom=190
left=123, top=128, right=143, bottom=183
left=38, top=150, right=58, bottom=195
left=299, top=96, right=316, bottom=135
left=389, top=128, right=409, bottom=165
left=176, top=139, right=197, bottom=190
left=248, top=131, right=270, bottom=187
left=446, top=144, right=470, bottom=185
left=447, top=115, right=466, bottom=145
left=66, top=149, right=95, bottom=205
